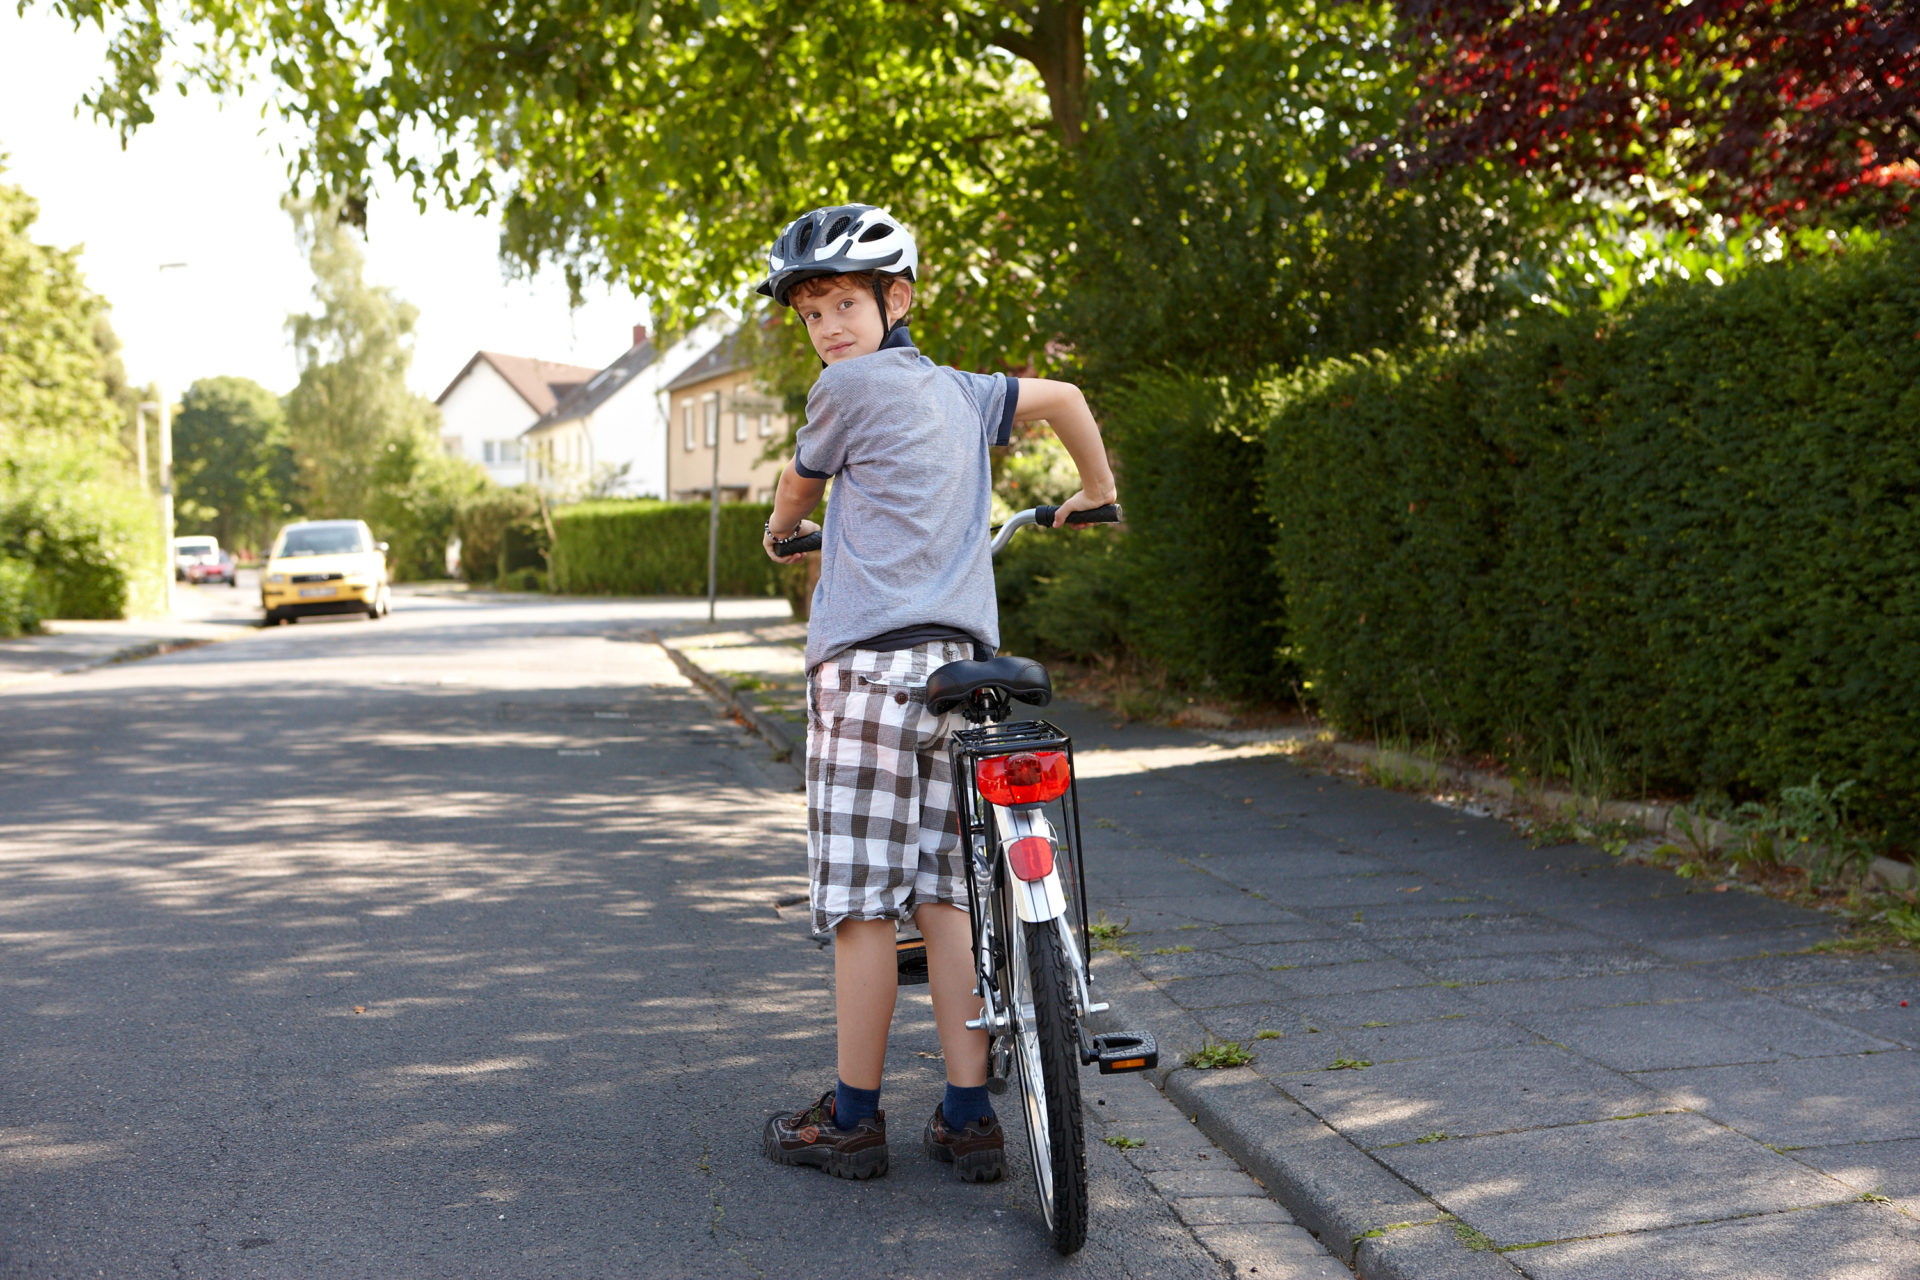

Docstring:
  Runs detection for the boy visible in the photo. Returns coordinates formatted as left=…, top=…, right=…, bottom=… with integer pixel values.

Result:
left=757, top=204, right=1118, bottom=1180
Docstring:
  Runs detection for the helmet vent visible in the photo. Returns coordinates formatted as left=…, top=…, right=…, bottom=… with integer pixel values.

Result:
left=794, top=222, right=816, bottom=256
left=825, top=215, right=853, bottom=242
left=858, top=222, right=892, bottom=242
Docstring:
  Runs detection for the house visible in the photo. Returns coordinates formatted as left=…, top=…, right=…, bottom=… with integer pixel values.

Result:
left=664, top=330, right=789, bottom=504
left=435, top=350, right=602, bottom=486
left=522, top=313, right=735, bottom=499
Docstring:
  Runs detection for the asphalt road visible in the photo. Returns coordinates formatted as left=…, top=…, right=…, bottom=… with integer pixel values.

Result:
left=0, top=592, right=1287, bottom=1278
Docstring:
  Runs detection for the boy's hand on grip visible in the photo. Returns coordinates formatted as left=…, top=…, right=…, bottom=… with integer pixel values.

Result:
left=765, top=519, right=821, bottom=563
left=1048, top=490, right=1121, bottom=528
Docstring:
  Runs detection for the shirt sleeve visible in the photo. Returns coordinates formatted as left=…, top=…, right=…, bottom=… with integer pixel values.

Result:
left=794, top=371, right=856, bottom=479
left=946, top=370, right=1018, bottom=448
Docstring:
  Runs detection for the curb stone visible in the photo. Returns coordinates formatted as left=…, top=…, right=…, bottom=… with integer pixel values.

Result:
left=0, top=633, right=232, bottom=690
left=656, top=636, right=798, bottom=762
left=1091, top=978, right=1525, bottom=1279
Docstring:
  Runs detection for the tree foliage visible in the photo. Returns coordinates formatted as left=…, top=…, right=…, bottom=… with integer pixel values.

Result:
left=42, top=0, right=1545, bottom=381
left=281, top=201, right=484, bottom=577
left=1389, top=0, right=1920, bottom=226
left=0, top=163, right=161, bottom=623
left=1066, top=1, right=1539, bottom=381
left=173, top=375, right=297, bottom=553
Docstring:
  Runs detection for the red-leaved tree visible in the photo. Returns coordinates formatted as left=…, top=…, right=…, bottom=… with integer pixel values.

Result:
left=1390, top=0, right=1919, bottom=224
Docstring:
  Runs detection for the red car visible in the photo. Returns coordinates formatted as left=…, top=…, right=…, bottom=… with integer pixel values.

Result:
left=184, top=550, right=238, bottom=587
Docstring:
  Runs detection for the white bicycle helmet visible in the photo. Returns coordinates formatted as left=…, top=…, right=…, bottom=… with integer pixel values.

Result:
left=756, top=204, right=919, bottom=308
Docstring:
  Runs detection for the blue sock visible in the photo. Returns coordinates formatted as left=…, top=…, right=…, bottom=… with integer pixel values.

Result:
left=833, top=1079, right=880, bottom=1128
left=943, top=1082, right=993, bottom=1130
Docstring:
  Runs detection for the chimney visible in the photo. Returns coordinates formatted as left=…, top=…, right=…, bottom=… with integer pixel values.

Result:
left=632, top=323, right=648, bottom=348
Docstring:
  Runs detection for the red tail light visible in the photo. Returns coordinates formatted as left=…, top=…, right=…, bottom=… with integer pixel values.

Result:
left=1006, top=835, right=1056, bottom=881
left=975, top=750, right=1071, bottom=806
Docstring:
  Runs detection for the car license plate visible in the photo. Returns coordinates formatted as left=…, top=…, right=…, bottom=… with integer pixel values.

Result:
left=298, top=587, right=337, bottom=599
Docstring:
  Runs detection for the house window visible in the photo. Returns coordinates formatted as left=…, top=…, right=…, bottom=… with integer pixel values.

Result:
left=704, top=395, right=719, bottom=447
left=734, top=411, right=748, bottom=443
left=683, top=402, right=695, bottom=451
left=483, top=440, right=522, bottom=465
left=759, top=412, right=773, bottom=438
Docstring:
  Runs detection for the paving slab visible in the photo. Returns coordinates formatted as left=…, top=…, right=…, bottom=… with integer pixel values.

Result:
left=1513, top=1200, right=1920, bottom=1280
left=1796, top=1136, right=1920, bottom=1215
left=1188, top=1223, right=1358, bottom=1280
left=1293, top=1043, right=1662, bottom=1148
left=1379, top=1112, right=1847, bottom=1245
left=1641, top=1052, right=1920, bottom=1148
left=1520, top=995, right=1889, bottom=1073
left=1459, top=969, right=1744, bottom=1015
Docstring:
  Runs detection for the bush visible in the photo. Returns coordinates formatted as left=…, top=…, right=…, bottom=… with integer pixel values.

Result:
left=548, top=499, right=802, bottom=601
left=1099, top=374, right=1288, bottom=700
left=0, top=556, right=38, bottom=635
left=453, top=487, right=540, bottom=584
left=994, top=526, right=1131, bottom=662
left=1264, top=230, right=1920, bottom=835
left=992, top=375, right=1287, bottom=700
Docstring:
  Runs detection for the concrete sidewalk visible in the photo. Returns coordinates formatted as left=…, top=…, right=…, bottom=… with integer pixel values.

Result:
left=669, top=623, right=1920, bottom=1279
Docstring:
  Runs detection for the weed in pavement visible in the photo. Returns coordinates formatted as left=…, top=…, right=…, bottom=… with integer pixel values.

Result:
left=1187, top=1039, right=1255, bottom=1069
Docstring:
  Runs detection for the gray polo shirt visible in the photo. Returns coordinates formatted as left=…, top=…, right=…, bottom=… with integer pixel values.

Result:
left=794, top=337, right=1017, bottom=672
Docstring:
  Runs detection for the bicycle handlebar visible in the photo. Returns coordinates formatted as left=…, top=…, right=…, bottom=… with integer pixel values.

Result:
left=771, top=529, right=823, bottom=556
left=772, top=503, right=1122, bottom=560
left=1033, top=503, right=1121, bottom=529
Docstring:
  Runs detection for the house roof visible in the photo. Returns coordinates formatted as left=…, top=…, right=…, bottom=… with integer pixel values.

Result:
left=664, top=330, right=750, bottom=393
left=435, top=351, right=602, bottom=414
left=528, top=339, right=659, bottom=433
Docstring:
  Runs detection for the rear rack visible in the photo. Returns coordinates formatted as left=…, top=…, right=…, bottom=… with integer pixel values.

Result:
left=952, top=719, right=1071, bottom=756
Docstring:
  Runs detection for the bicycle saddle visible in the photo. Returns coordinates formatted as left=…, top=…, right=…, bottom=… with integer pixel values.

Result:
left=926, top=656, right=1053, bottom=715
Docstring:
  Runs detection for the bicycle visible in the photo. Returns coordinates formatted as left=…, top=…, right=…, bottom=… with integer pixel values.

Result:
left=775, top=504, right=1159, bottom=1255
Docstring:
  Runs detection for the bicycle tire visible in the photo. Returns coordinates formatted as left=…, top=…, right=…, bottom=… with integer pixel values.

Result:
left=1012, top=918, right=1089, bottom=1254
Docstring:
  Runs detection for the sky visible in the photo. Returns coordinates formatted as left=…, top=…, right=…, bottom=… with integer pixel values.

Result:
left=0, top=7, right=651, bottom=399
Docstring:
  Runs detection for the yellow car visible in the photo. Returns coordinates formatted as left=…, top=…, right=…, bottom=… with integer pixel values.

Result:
left=260, top=519, right=392, bottom=625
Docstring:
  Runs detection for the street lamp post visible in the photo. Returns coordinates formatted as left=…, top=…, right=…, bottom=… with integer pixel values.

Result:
left=156, top=262, right=188, bottom=617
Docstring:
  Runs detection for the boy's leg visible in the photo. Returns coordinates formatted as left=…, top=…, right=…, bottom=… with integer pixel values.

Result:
left=916, top=903, right=986, bottom=1087
left=834, top=917, right=899, bottom=1090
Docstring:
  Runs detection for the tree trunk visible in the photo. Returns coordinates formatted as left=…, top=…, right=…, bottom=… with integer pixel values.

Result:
left=993, top=0, right=1086, bottom=147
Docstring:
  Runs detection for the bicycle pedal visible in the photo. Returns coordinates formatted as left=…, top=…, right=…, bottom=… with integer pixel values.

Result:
left=1089, top=1032, right=1158, bottom=1074
left=895, top=941, right=929, bottom=986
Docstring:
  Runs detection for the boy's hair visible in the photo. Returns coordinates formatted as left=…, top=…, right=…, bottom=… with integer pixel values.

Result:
left=787, top=270, right=907, bottom=306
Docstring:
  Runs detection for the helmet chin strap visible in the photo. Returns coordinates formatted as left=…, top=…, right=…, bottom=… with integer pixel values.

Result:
left=872, top=279, right=905, bottom=341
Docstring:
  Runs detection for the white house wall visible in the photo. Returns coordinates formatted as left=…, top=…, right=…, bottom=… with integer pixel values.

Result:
left=587, top=314, right=734, bottom=499
left=439, top=360, right=534, bottom=486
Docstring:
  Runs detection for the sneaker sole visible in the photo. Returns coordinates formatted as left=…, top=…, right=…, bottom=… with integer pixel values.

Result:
left=924, top=1129, right=1007, bottom=1183
left=764, top=1127, right=890, bottom=1180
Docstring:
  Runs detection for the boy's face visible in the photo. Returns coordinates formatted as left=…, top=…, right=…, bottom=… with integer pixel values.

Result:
left=793, top=277, right=910, bottom=366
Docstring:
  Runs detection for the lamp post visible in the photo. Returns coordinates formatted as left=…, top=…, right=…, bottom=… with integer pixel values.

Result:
left=134, top=401, right=159, bottom=492
left=706, top=396, right=721, bottom=623
left=156, top=262, right=188, bottom=616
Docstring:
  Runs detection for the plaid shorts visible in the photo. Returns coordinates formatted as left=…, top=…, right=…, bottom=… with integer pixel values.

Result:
left=806, top=640, right=974, bottom=935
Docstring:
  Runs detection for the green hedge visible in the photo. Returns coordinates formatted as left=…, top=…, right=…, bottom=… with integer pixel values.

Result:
left=1265, top=231, right=1920, bottom=833
left=993, top=376, right=1288, bottom=699
left=549, top=499, right=800, bottom=600
left=1100, top=375, right=1288, bottom=699
left=0, top=556, right=38, bottom=635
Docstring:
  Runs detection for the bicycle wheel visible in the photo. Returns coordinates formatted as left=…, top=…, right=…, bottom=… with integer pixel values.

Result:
left=1011, top=917, right=1088, bottom=1254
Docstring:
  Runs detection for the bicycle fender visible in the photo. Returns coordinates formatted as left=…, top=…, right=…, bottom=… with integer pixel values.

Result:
left=993, top=807, right=1070, bottom=923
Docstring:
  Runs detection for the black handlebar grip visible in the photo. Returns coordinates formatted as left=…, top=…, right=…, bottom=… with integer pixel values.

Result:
left=773, top=530, right=823, bottom=556
left=1033, top=503, right=1121, bottom=529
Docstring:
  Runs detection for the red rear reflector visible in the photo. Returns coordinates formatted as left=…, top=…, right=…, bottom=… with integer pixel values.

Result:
left=975, top=751, right=1071, bottom=806
left=1006, top=835, right=1055, bottom=881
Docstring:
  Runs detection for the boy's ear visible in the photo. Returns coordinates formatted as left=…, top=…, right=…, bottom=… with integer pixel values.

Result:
left=886, top=277, right=914, bottom=326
